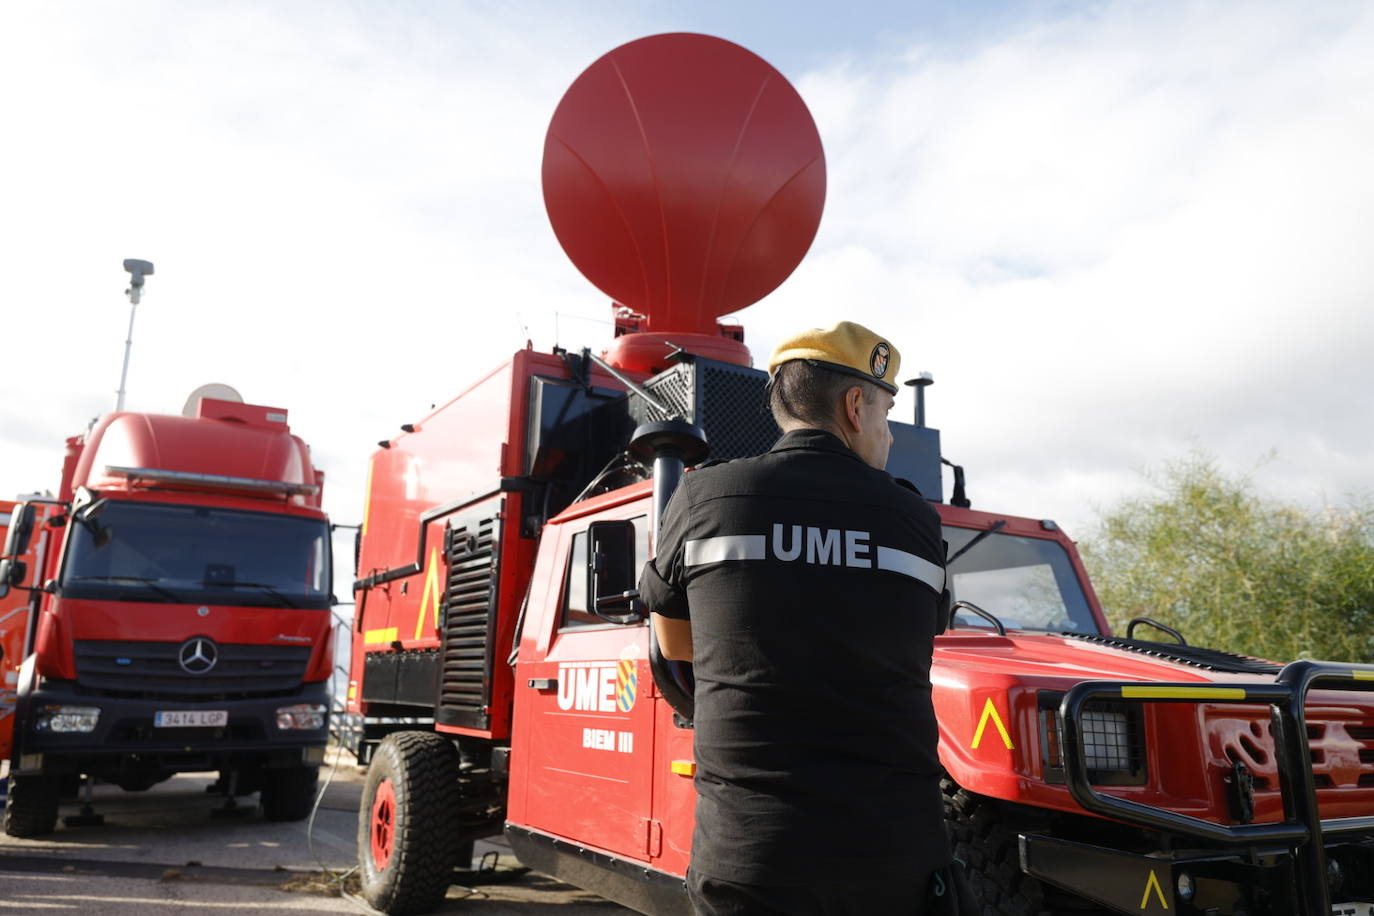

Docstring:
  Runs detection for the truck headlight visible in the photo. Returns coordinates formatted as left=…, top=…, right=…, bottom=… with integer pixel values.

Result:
left=275, top=703, right=327, bottom=730
left=34, top=705, right=101, bottom=733
left=1081, top=708, right=1135, bottom=770
left=1039, top=695, right=1146, bottom=785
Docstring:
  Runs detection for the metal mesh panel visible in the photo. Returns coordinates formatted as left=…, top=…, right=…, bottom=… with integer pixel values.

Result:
left=642, top=370, right=693, bottom=422
left=1081, top=708, right=1141, bottom=771
left=701, top=364, right=780, bottom=458
left=634, top=358, right=781, bottom=462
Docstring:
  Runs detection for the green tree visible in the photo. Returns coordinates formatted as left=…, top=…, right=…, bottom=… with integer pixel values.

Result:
left=1080, top=453, right=1374, bottom=663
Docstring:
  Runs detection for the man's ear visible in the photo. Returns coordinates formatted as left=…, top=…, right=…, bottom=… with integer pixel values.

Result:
left=842, top=386, right=864, bottom=432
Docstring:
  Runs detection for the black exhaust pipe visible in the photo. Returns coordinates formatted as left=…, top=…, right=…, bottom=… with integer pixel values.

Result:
left=630, top=419, right=707, bottom=723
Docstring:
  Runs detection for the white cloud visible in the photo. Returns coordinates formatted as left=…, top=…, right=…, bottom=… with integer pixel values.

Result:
left=766, top=0, right=1374, bottom=530
left=2, top=0, right=1370, bottom=569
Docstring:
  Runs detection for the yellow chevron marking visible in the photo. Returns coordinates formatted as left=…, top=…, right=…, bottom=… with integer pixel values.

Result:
left=1139, top=868, right=1169, bottom=910
left=1122, top=686, right=1246, bottom=700
left=363, top=627, right=397, bottom=645
left=971, top=697, right=1015, bottom=750
left=413, top=547, right=443, bottom=640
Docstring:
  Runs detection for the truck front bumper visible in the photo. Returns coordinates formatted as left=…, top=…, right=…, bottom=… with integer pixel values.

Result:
left=1034, top=660, right=1374, bottom=915
left=1021, top=832, right=1374, bottom=915
left=13, top=679, right=329, bottom=775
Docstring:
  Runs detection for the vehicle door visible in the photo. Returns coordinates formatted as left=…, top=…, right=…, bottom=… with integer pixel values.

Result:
left=517, top=510, right=656, bottom=861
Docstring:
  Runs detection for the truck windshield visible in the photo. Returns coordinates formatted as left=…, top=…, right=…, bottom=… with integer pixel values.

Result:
left=61, top=501, right=332, bottom=610
left=942, top=526, right=1099, bottom=634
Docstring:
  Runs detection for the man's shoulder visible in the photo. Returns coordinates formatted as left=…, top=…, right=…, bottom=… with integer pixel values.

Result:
left=685, top=449, right=930, bottom=506
left=891, top=476, right=940, bottom=515
left=681, top=454, right=767, bottom=497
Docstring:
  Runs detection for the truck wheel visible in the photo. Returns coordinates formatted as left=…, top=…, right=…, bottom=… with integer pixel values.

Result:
left=3, top=774, right=60, bottom=837
left=942, top=780, right=1050, bottom=916
left=260, top=766, right=319, bottom=822
left=357, top=731, right=462, bottom=915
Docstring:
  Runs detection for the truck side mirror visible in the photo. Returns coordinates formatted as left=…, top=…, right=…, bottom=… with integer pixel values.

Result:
left=587, top=520, right=644, bottom=625
left=2, top=503, right=36, bottom=558
left=0, top=558, right=28, bottom=593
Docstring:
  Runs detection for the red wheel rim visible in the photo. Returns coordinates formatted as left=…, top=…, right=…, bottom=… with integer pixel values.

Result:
left=369, top=778, right=397, bottom=870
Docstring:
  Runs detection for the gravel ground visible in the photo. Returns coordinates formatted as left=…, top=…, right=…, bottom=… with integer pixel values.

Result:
left=0, top=750, right=629, bottom=914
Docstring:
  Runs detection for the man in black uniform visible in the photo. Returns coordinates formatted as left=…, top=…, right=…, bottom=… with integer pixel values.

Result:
left=639, top=321, right=951, bottom=916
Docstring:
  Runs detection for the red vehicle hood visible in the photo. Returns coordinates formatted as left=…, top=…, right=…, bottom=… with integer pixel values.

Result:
left=934, top=630, right=1274, bottom=687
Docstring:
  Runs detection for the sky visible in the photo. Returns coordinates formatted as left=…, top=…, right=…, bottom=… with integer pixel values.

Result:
left=3, top=0, right=1372, bottom=586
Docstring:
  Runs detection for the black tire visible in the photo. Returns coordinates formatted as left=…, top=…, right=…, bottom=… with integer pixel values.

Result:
left=357, top=731, right=462, bottom=915
left=260, top=766, right=319, bottom=822
left=942, top=780, right=1050, bottom=916
left=4, top=774, right=60, bottom=837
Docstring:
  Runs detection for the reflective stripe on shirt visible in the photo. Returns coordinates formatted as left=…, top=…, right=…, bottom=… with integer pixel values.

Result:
left=685, top=534, right=767, bottom=566
left=875, top=545, right=945, bottom=594
left=684, top=532, right=945, bottom=594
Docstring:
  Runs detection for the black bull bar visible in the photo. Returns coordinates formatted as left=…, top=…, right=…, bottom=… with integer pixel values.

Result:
left=1020, top=660, right=1374, bottom=915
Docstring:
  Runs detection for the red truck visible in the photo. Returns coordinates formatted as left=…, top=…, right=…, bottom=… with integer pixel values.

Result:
left=0, top=396, right=335, bottom=836
left=345, top=33, right=1374, bottom=916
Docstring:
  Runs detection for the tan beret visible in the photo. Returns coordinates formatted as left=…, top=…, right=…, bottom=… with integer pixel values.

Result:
left=767, top=321, right=901, bottom=394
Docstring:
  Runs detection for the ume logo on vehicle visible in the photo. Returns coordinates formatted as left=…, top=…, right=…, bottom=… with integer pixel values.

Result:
left=557, top=656, right=638, bottom=713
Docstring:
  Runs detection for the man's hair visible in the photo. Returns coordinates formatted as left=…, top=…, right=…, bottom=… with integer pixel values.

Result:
left=768, top=360, right=880, bottom=429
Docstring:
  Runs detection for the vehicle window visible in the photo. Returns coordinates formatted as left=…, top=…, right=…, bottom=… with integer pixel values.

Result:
left=561, top=515, right=648, bottom=629
left=942, top=526, right=1099, bottom=634
left=60, top=500, right=333, bottom=609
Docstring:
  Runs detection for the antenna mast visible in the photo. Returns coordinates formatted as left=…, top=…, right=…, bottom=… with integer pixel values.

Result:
left=115, top=258, right=154, bottom=412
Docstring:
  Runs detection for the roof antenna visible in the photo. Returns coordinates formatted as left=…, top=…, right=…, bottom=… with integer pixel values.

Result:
left=904, top=372, right=934, bottom=428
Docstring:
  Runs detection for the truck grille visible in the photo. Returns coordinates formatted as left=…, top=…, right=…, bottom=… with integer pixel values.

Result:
left=436, top=508, right=501, bottom=729
left=1306, top=718, right=1374, bottom=788
left=73, top=640, right=311, bottom=698
left=1211, top=708, right=1374, bottom=806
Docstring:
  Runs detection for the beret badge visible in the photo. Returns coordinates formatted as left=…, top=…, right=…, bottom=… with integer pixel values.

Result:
left=870, top=342, right=891, bottom=379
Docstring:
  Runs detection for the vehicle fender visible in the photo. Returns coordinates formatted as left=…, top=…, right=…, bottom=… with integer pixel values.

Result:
left=33, top=608, right=74, bottom=680
left=14, top=652, right=37, bottom=700
left=304, top=617, right=335, bottom=683
left=935, top=672, right=1042, bottom=802
left=9, top=653, right=38, bottom=763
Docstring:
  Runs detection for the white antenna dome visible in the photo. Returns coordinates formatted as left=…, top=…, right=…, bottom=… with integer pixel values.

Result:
left=182, top=383, right=244, bottom=417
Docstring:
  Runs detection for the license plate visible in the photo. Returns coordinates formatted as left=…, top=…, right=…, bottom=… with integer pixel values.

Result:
left=154, top=710, right=228, bottom=728
left=1334, top=904, right=1374, bottom=916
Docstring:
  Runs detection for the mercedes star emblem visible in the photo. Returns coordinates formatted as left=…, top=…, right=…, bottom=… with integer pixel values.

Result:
left=178, top=637, right=219, bottom=674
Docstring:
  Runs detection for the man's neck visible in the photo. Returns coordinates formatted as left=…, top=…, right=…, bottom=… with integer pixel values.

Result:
left=778, top=420, right=856, bottom=453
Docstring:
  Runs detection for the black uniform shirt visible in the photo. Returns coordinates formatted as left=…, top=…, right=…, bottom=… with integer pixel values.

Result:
left=639, top=428, right=951, bottom=885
